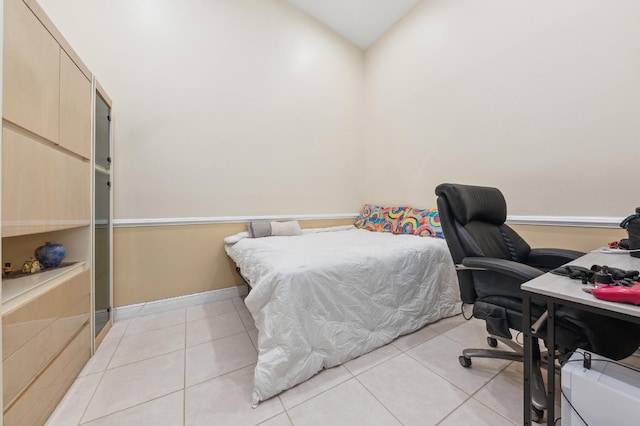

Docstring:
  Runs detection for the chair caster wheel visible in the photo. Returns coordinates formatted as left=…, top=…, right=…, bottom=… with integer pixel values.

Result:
left=459, top=356, right=472, bottom=368
left=487, top=337, right=498, bottom=347
left=531, top=407, right=544, bottom=423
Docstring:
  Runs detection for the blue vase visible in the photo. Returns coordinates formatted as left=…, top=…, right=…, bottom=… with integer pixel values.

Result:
left=35, top=242, right=66, bottom=268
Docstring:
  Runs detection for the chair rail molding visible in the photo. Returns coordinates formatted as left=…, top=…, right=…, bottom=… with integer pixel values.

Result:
left=113, top=214, right=623, bottom=228
left=506, top=215, right=623, bottom=228
left=113, top=213, right=360, bottom=227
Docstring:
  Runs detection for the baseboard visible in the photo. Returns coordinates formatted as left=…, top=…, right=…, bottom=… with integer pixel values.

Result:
left=113, top=284, right=249, bottom=322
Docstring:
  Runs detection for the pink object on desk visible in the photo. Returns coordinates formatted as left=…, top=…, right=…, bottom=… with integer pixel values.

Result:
left=591, top=283, right=640, bottom=305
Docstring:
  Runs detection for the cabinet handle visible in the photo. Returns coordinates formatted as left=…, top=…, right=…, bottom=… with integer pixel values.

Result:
left=107, top=156, right=112, bottom=163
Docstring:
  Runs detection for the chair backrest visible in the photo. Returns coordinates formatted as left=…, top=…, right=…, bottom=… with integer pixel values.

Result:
left=435, top=183, right=532, bottom=303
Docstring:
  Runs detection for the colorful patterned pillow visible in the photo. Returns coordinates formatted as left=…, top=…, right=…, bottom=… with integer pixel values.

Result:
left=395, top=208, right=444, bottom=238
left=354, top=205, right=407, bottom=233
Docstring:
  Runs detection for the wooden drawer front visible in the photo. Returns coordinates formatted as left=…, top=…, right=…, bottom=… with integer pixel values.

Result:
left=3, top=269, right=90, bottom=409
left=3, top=293, right=89, bottom=407
left=59, top=51, right=91, bottom=159
left=2, top=269, right=89, bottom=360
left=2, top=127, right=90, bottom=237
left=3, top=0, right=60, bottom=143
left=3, top=324, right=90, bottom=426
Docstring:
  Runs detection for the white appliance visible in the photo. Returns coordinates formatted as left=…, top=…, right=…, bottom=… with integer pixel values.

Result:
left=561, top=350, right=640, bottom=425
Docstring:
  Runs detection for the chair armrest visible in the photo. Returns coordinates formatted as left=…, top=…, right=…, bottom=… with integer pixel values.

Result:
left=526, top=248, right=585, bottom=271
left=462, top=257, right=545, bottom=282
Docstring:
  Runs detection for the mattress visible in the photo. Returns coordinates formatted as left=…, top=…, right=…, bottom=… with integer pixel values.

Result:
left=224, top=225, right=461, bottom=406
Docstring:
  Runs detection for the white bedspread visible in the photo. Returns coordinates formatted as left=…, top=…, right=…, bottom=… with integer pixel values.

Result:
left=224, top=226, right=461, bottom=406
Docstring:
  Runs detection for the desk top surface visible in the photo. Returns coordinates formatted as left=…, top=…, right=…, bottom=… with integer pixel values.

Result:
left=521, top=250, right=640, bottom=319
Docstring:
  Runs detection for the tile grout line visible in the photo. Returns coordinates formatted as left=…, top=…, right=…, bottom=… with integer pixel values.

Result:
left=183, top=307, right=187, bottom=426
left=106, top=322, right=187, bottom=370
left=351, top=355, right=406, bottom=426
left=272, top=319, right=458, bottom=418
left=53, top=297, right=246, bottom=425
left=402, top=320, right=518, bottom=425
left=63, top=372, right=105, bottom=426
left=76, top=319, right=131, bottom=425
left=63, top=306, right=503, bottom=424
left=464, top=362, right=522, bottom=425
left=78, top=391, right=185, bottom=425
left=279, top=369, right=356, bottom=412
left=183, top=359, right=258, bottom=392
left=82, top=347, right=187, bottom=421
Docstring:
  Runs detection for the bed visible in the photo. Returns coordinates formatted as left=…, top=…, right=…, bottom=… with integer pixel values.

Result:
left=224, top=224, right=461, bottom=406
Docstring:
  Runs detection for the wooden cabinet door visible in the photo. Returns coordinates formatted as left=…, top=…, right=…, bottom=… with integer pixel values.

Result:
left=60, top=52, right=92, bottom=159
left=3, top=0, right=60, bottom=143
left=2, top=127, right=91, bottom=236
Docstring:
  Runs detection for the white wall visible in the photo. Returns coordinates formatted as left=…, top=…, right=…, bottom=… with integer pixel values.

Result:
left=364, top=0, right=640, bottom=216
left=38, top=0, right=640, bottom=218
left=38, top=0, right=365, bottom=219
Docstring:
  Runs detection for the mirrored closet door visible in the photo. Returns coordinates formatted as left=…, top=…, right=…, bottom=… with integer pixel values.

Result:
left=94, top=83, right=113, bottom=347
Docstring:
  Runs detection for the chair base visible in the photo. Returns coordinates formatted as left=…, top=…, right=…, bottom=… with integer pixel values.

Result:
left=459, top=335, right=548, bottom=422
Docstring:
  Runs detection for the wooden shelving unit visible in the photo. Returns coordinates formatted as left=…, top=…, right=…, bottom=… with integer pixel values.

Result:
left=1, top=0, right=98, bottom=424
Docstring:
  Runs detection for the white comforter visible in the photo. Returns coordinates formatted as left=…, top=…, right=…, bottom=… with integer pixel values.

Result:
left=224, top=225, right=461, bottom=406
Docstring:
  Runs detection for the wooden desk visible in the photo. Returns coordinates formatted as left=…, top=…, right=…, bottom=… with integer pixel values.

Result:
left=521, top=251, right=640, bottom=425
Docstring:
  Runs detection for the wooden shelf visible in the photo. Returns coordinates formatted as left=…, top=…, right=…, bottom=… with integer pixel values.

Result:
left=3, top=261, right=76, bottom=281
left=2, top=262, right=85, bottom=308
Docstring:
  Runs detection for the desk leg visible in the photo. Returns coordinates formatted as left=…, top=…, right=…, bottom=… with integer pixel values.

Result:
left=523, top=292, right=532, bottom=425
left=546, top=301, right=556, bottom=426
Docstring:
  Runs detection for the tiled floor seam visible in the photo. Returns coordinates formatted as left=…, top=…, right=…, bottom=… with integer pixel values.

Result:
left=401, top=333, right=485, bottom=391
left=76, top=348, right=186, bottom=423
left=396, top=344, right=482, bottom=425
left=435, top=392, right=518, bottom=426
left=465, top=362, right=522, bottom=424
left=102, top=345, right=186, bottom=372
left=71, top=372, right=106, bottom=426
left=185, top=329, right=250, bottom=349
left=55, top=307, right=530, bottom=425
left=352, top=374, right=404, bottom=426
left=273, top=368, right=356, bottom=412
left=255, top=411, right=287, bottom=426
left=72, top=334, right=125, bottom=423
left=258, top=349, right=407, bottom=417
left=185, top=310, right=240, bottom=324
left=65, top=323, right=130, bottom=425
left=402, top=336, right=518, bottom=419
left=183, top=357, right=256, bottom=391
left=468, top=393, right=521, bottom=425
left=183, top=318, right=188, bottom=426
left=432, top=394, right=474, bottom=426
left=98, top=337, right=122, bottom=372
left=430, top=347, right=520, bottom=425
left=78, top=391, right=184, bottom=425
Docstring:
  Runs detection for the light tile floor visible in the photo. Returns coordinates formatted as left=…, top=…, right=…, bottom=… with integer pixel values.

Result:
left=47, top=297, right=564, bottom=425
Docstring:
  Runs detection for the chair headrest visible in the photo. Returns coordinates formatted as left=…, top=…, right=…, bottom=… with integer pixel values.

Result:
left=435, top=183, right=507, bottom=225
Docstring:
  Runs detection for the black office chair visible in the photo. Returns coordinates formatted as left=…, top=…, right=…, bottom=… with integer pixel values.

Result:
left=435, top=183, right=640, bottom=422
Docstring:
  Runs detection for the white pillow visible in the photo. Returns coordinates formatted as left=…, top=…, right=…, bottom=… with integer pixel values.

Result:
left=270, top=220, right=302, bottom=236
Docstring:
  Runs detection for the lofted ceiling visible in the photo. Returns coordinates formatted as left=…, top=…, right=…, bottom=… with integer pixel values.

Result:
left=287, top=0, right=421, bottom=49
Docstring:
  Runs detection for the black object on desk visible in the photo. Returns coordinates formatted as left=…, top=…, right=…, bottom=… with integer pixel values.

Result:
left=621, top=208, right=640, bottom=258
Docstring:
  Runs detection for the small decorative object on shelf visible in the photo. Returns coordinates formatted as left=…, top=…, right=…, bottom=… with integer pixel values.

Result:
left=35, top=241, right=67, bottom=268
left=22, top=258, right=41, bottom=274
left=3, top=262, right=12, bottom=277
